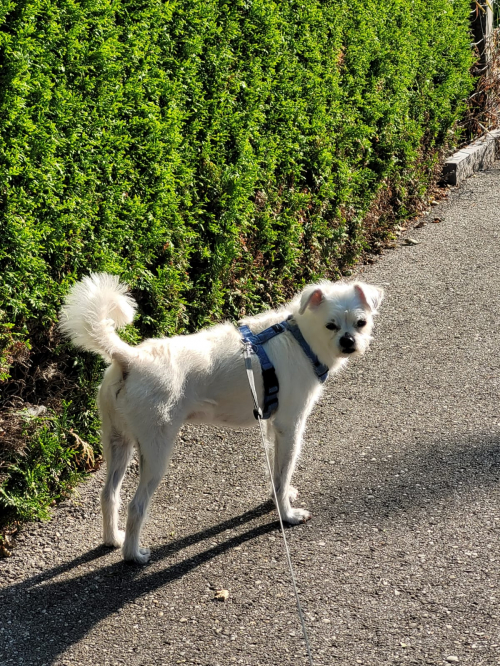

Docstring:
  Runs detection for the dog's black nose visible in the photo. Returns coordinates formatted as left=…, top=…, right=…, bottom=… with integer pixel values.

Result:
left=339, top=333, right=355, bottom=349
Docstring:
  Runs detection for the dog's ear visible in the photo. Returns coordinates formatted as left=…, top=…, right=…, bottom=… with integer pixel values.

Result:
left=355, top=283, right=384, bottom=312
left=299, top=287, right=324, bottom=314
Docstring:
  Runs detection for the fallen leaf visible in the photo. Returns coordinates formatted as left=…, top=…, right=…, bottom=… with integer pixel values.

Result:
left=403, top=238, right=420, bottom=246
left=69, top=428, right=96, bottom=469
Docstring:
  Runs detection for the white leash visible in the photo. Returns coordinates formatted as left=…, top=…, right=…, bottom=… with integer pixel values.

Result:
left=243, top=342, right=315, bottom=666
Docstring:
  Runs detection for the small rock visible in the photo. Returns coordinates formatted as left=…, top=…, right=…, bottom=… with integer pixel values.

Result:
left=446, top=657, right=459, bottom=663
left=214, top=589, right=229, bottom=602
left=404, top=238, right=420, bottom=246
left=415, top=220, right=426, bottom=228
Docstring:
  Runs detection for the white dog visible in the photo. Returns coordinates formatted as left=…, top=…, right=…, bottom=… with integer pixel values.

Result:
left=60, top=274, right=383, bottom=563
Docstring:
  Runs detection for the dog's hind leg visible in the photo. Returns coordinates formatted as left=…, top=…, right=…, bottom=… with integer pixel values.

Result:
left=122, top=424, right=180, bottom=564
left=270, top=416, right=311, bottom=525
left=101, top=424, right=134, bottom=548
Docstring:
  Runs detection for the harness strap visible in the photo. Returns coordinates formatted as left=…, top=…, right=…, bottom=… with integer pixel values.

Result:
left=239, top=317, right=329, bottom=420
left=239, top=324, right=280, bottom=419
left=285, top=316, right=329, bottom=383
left=242, top=340, right=263, bottom=419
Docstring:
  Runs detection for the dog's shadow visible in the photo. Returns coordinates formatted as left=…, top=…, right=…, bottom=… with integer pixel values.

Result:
left=0, top=501, right=278, bottom=665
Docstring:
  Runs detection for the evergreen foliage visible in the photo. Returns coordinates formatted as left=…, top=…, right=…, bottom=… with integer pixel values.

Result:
left=1, top=0, right=473, bottom=341
left=0, top=0, right=474, bottom=521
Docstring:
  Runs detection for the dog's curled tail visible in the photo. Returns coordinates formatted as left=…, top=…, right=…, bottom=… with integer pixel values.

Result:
left=59, top=273, right=137, bottom=367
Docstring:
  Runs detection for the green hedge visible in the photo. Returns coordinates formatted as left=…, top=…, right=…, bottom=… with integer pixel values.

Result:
left=1, top=0, right=474, bottom=348
left=0, top=0, right=475, bottom=524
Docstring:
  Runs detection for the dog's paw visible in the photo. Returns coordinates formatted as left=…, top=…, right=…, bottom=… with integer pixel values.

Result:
left=103, top=530, right=125, bottom=548
left=123, top=546, right=151, bottom=565
left=282, top=507, right=311, bottom=525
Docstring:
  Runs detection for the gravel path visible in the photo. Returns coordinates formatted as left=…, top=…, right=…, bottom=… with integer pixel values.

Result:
left=1, top=163, right=499, bottom=666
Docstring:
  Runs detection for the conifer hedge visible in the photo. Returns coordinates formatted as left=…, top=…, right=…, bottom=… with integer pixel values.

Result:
left=0, top=0, right=474, bottom=519
left=1, top=0, right=474, bottom=348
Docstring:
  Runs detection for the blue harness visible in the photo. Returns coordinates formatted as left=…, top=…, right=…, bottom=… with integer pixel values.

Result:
left=239, top=316, right=329, bottom=420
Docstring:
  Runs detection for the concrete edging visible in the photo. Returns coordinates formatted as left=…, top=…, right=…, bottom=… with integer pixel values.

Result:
left=442, top=129, right=500, bottom=186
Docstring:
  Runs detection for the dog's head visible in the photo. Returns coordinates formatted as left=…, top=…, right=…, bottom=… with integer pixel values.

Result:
left=295, top=281, right=384, bottom=365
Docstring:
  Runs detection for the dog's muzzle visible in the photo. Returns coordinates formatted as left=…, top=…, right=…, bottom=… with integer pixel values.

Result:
left=339, top=333, right=356, bottom=354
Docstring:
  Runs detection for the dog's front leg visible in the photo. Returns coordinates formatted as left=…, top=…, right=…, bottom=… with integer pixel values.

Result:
left=270, top=417, right=311, bottom=525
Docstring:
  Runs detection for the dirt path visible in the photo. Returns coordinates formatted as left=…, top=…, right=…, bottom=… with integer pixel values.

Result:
left=1, top=164, right=500, bottom=666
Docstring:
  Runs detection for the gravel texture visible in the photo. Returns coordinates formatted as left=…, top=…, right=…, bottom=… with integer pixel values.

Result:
left=1, top=164, right=500, bottom=666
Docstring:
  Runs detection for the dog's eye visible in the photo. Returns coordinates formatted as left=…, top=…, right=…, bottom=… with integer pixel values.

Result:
left=357, top=319, right=367, bottom=328
left=326, top=322, right=338, bottom=331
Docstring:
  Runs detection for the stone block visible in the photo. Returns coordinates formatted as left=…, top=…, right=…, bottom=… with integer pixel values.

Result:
left=442, top=130, right=500, bottom=186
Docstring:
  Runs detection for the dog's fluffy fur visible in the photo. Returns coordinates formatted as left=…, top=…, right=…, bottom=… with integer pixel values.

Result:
left=60, top=274, right=383, bottom=563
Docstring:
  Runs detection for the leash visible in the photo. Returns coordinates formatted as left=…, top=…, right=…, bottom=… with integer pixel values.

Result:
left=242, top=341, right=315, bottom=666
